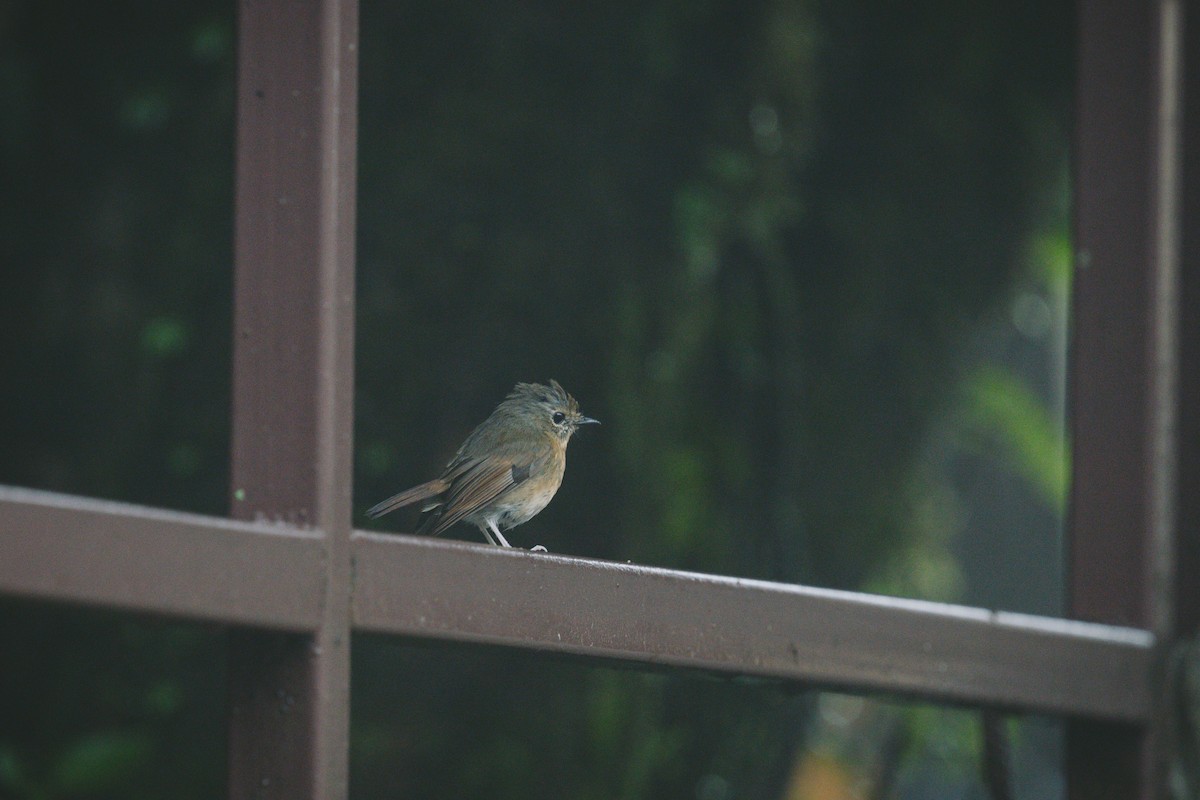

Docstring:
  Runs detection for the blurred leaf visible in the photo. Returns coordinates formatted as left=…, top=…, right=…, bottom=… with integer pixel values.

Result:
left=48, top=731, right=153, bottom=796
left=119, top=87, right=171, bottom=131
left=585, top=671, right=625, bottom=764
left=167, top=443, right=202, bottom=477
left=1028, top=223, right=1073, bottom=292
left=359, top=440, right=395, bottom=478
left=0, top=746, right=35, bottom=800
left=706, top=148, right=755, bottom=185
left=660, top=445, right=709, bottom=551
left=144, top=680, right=184, bottom=716
left=783, top=752, right=862, bottom=800
left=190, top=20, right=232, bottom=62
left=963, top=366, right=1067, bottom=510
left=140, top=316, right=190, bottom=358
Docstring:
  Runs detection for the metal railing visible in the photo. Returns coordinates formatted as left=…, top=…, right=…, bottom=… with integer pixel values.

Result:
left=1, top=0, right=1195, bottom=797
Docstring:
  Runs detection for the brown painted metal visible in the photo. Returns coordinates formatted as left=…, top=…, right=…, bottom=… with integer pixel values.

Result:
left=0, top=486, right=325, bottom=630
left=227, top=0, right=358, bottom=797
left=1177, top=0, right=1200, bottom=645
left=352, top=532, right=1154, bottom=721
left=1068, top=0, right=1186, bottom=796
left=0, top=475, right=1155, bottom=723
left=1070, top=0, right=1157, bottom=632
left=227, top=632, right=323, bottom=798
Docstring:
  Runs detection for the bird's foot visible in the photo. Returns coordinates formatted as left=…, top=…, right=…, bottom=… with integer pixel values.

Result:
left=529, top=544, right=548, bottom=553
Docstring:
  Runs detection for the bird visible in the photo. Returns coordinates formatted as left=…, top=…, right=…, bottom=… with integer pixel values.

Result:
left=365, top=380, right=598, bottom=549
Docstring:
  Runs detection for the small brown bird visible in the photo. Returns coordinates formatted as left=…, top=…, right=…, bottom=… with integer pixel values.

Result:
left=366, top=380, right=598, bottom=549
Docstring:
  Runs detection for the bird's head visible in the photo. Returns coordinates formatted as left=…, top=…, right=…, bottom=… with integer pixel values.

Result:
left=505, top=380, right=599, bottom=442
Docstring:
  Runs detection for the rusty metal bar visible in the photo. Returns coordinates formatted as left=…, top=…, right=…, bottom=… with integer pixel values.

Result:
left=352, top=532, right=1155, bottom=721
left=1068, top=0, right=1185, bottom=795
left=0, top=486, right=325, bottom=630
left=227, top=0, right=357, bottom=797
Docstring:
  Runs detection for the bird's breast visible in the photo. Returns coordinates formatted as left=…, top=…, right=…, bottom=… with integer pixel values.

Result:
left=494, top=455, right=565, bottom=528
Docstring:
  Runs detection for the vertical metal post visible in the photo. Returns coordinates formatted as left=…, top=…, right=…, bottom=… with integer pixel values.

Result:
left=227, top=0, right=357, bottom=798
left=1069, top=0, right=1184, bottom=796
left=1177, top=0, right=1200, bottom=650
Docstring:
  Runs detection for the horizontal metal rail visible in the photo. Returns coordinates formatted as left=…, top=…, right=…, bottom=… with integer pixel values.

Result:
left=355, top=531, right=1153, bottom=721
left=0, top=486, right=326, bottom=630
left=0, top=487, right=1155, bottom=722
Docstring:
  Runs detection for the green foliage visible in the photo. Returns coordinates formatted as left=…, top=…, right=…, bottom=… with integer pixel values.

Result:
left=0, top=603, right=226, bottom=800
left=963, top=365, right=1067, bottom=511
left=2, top=0, right=1073, bottom=796
left=0, top=0, right=235, bottom=514
left=1, top=731, right=153, bottom=800
left=49, top=731, right=153, bottom=797
left=139, top=316, right=190, bottom=360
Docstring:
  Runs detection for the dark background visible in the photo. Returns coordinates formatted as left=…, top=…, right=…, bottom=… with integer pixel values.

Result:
left=0, top=0, right=1072, bottom=796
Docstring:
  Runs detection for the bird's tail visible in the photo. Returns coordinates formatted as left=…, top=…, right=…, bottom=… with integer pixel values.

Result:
left=365, top=478, right=449, bottom=519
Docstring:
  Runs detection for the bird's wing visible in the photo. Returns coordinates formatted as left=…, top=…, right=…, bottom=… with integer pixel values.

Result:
left=423, top=455, right=529, bottom=536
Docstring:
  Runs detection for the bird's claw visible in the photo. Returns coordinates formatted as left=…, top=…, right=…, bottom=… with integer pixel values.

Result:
left=530, top=544, right=548, bottom=553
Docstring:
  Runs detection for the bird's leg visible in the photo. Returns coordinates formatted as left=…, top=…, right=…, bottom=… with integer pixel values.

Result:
left=487, top=520, right=513, bottom=548
left=479, top=524, right=498, bottom=546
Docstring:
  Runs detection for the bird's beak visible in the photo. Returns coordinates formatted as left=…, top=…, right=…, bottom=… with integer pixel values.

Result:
left=579, top=416, right=600, bottom=425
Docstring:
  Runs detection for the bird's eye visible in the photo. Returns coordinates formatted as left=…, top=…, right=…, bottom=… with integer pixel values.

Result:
left=552, top=411, right=566, bottom=425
